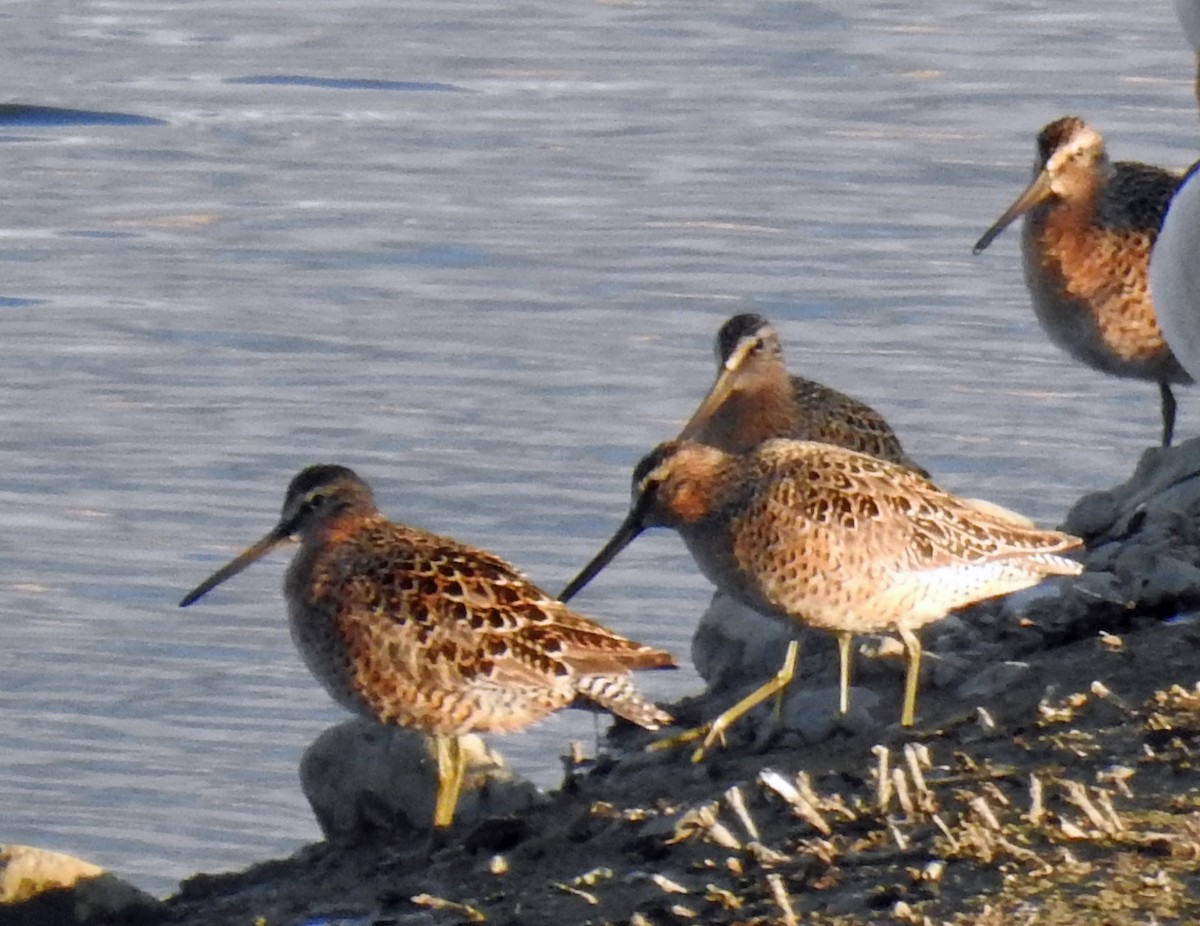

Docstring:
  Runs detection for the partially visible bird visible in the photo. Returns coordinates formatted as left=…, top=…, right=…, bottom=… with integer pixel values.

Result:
left=1171, top=0, right=1200, bottom=113
left=560, top=439, right=1082, bottom=753
left=679, top=313, right=927, bottom=474
left=1149, top=4, right=1200, bottom=386
left=974, top=116, right=1188, bottom=446
left=1151, top=161, right=1200, bottom=384
left=181, top=464, right=674, bottom=829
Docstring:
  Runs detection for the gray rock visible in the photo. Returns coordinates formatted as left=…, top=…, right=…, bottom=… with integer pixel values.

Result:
left=1063, top=488, right=1121, bottom=539
left=956, top=660, right=1032, bottom=700
left=1067, top=437, right=1200, bottom=542
left=1084, top=541, right=1124, bottom=572
left=300, top=719, right=543, bottom=840
left=997, top=578, right=1075, bottom=621
left=778, top=684, right=879, bottom=741
left=691, top=592, right=803, bottom=695
left=1113, top=548, right=1200, bottom=608
left=925, top=649, right=973, bottom=690
left=1070, top=569, right=1126, bottom=606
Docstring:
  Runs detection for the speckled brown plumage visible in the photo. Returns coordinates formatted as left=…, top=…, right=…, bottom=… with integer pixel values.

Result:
left=974, top=116, right=1190, bottom=446
left=679, top=313, right=927, bottom=475
left=181, top=463, right=673, bottom=828
left=561, top=439, right=1082, bottom=730
left=298, top=516, right=673, bottom=735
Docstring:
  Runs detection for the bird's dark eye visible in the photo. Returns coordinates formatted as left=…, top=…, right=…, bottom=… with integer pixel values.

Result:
left=635, top=470, right=667, bottom=502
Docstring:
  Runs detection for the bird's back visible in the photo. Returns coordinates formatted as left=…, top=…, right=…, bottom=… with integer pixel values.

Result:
left=698, top=440, right=1081, bottom=634
left=1102, top=161, right=1183, bottom=231
left=287, top=518, right=672, bottom=736
left=789, top=375, right=927, bottom=475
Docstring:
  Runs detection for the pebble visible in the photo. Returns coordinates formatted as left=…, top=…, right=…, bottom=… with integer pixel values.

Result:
left=0, top=844, right=161, bottom=923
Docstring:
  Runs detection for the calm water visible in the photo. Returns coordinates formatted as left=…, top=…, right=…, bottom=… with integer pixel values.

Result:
left=0, top=0, right=1194, bottom=896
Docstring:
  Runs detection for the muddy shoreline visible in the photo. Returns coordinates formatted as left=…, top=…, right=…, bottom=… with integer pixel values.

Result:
left=157, top=613, right=1200, bottom=926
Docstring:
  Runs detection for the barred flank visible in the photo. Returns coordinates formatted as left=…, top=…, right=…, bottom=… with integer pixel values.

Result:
left=574, top=674, right=672, bottom=730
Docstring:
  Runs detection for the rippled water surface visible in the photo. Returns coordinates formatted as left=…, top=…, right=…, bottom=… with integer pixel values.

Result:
left=0, top=0, right=1195, bottom=895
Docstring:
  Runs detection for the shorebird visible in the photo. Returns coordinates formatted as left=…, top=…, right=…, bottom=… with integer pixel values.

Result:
left=679, top=313, right=927, bottom=474
left=181, top=464, right=674, bottom=829
left=560, top=439, right=1082, bottom=753
left=973, top=116, right=1188, bottom=446
left=680, top=313, right=1034, bottom=526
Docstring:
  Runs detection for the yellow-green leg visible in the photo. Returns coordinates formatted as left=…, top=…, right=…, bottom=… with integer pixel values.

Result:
left=432, top=734, right=465, bottom=829
left=837, top=631, right=854, bottom=715
left=896, top=627, right=921, bottom=728
left=648, top=639, right=800, bottom=763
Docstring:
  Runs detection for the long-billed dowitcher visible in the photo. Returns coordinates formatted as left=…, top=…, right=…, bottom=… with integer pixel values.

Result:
left=680, top=313, right=927, bottom=474
left=560, top=439, right=1081, bottom=750
left=973, top=116, right=1189, bottom=446
left=180, top=464, right=674, bottom=829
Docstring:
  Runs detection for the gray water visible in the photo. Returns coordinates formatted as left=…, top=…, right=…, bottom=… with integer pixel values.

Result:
left=0, top=0, right=1194, bottom=897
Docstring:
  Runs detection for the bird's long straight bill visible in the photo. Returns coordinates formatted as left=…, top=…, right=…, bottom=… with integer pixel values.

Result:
left=179, top=529, right=291, bottom=607
left=678, top=365, right=737, bottom=441
left=972, top=170, right=1054, bottom=255
left=558, top=512, right=645, bottom=603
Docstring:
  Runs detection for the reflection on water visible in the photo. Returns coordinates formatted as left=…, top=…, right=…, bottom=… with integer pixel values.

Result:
left=0, top=0, right=1193, bottom=896
left=0, top=104, right=167, bottom=127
